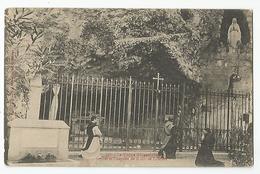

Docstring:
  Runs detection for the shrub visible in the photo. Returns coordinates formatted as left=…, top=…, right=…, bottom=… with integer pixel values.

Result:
left=18, top=152, right=56, bottom=163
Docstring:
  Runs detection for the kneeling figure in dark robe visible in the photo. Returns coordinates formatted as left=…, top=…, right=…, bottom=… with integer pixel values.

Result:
left=195, top=128, right=224, bottom=167
left=158, top=115, right=178, bottom=159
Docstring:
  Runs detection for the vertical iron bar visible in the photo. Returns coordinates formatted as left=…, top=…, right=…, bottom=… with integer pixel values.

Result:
left=224, top=92, right=226, bottom=130
left=113, top=80, right=118, bottom=147
left=75, top=77, right=80, bottom=122
left=227, top=91, right=231, bottom=151
left=104, top=79, right=108, bottom=149
left=104, top=79, right=108, bottom=125
left=142, top=82, right=146, bottom=130
left=94, top=78, right=98, bottom=113
left=113, top=79, right=117, bottom=137
left=126, top=77, right=132, bottom=150
left=208, top=90, right=211, bottom=129
left=133, top=81, right=137, bottom=128
left=58, top=75, right=64, bottom=120
left=164, top=84, right=168, bottom=115
left=123, top=80, right=127, bottom=127
left=74, top=76, right=79, bottom=119
left=84, top=77, right=89, bottom=118
left=154, top=82, right=159, bottom=151
left=197, top=90, right=201, bottom=150
left=137, top=82, right=141, bottom=127
left=108, top=79, right=113, bottom=143
left=177, top=84, right=180, bottom=116
left=176, top=84, right=180, bottom=151
left=69, top=75, right=75, bottom=127
left=83, top=78, right=88, bottom=144
left=248, top=93, right=251, bottom=119
left=216, top=91, right=219, bottom=150
left=179, top=83, right=185, bottom=152
left=146, top=82, right=150, bottom=146
left=220, top=92, right=222, bottom=131
left=99, top=77, right=104, bottom=119
left=212, top=92, right=215, bottom=130
left=74, top=76, right=80, bottom=149
left=173, top=84, right=176, bottom=116
left=146, top=82, right=150, bottom=128
left=189, top=86, right=192, bottom=150
left=150, top=83, right=154, bottom=145
left=169, top=84, right=172, bottom=114
left=241, top=94, right=244, bottom=129
left=64, top=75, right=69, bottom=122
left=159, top=83, right=164, bottom=147
left=118, top=79, right=122, bottom=129
left=79, top=77, right=84, bottom=148
left=216, top=91, right=219, bottom=131
left=205, top=89, right=208, bottom=128
left=42, top=89, right=47, bottom=120
left=99, top=77, right=104, bottom=148
left=90, top=77, right=94, bottom=113
left=160, top=83, right=164, bottom=122
left=68, top=75, right=75, bottom=149
left=48, top=83, right=53, bottom=120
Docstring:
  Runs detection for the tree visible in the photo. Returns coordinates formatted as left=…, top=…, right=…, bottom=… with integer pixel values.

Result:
left=78, top=9, right=223, bottom=82
left=5, top=8, right=225, bottom=120
left=5, top=8, right=45, bottom=120
left=5, top=9, right=71, bottom=120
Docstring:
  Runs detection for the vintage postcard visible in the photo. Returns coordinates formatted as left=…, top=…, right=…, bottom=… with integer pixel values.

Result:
left=4, top=8, right=253, bottom=167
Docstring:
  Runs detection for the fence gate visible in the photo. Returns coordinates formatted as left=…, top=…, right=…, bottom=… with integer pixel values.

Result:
left=39, top=75, right=251, bottom=151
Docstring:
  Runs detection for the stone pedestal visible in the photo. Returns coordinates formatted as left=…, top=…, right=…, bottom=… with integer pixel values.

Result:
left=7, top=119, right=70, bottom=161
left=27, top=74, right=42, bottom=120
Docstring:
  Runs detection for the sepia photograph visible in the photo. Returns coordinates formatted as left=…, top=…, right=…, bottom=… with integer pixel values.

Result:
left=3, top=7, right=253, bottom=168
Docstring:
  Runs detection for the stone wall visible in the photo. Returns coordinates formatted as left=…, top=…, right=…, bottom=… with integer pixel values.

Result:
left=201, top=48, right=252, bottom=93
left=201, top=10, right=253, bottom=93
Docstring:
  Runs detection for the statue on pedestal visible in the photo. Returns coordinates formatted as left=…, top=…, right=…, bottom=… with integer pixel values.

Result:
left=49, top=84, right=61, bottom=120
left=27, top=74, right=43, bottom=120
left=227, top=18, right=241, bottom=53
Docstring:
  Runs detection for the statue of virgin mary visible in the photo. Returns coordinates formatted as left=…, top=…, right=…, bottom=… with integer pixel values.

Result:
left=227, top=18, right=241, bottom=52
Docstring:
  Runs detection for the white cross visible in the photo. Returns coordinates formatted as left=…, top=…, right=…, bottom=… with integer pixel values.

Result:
left=152, top=73, right=164, bottom=91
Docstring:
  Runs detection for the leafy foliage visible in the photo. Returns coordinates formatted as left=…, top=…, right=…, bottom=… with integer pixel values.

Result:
left=229, top=150, right=253, bottom=167
left=81, top=18, right=114, bottom=54
left=18, top=152, right=56, bottom=163
left=5, top=8, right=225, bottom=120
left=78, top=9, right=223, bottom=81
left=5, top=9, right=44, bottom=120
left=228, top=123, right=253, bottom=166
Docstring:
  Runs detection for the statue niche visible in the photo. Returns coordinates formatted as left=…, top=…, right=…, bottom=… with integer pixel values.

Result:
left=220, top=10, right=250, bottom=52
left=227, top=18, right=241, bottom=53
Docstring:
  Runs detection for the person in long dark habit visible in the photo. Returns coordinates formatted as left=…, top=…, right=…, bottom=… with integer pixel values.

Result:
left=195, top=128, right=224, bottom=167
left=81, top=115, right=102, bottom=166
left=158, top=115, right=178, bottom=159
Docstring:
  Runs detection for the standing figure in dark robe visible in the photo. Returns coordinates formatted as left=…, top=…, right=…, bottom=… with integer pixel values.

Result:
left=81, top=116, right=102, bottom=164
left=195, top=128, right=224, bottom=167
left=158, top=115, right=178, bottom=159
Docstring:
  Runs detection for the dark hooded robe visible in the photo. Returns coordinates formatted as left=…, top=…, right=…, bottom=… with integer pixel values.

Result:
left=195, top=131, right=224, bottom=167
left=81, top=121, right=102, bottom=160
left=158, top=120, right=178, bottom=159
left=82, top=122, right=97, bottom=151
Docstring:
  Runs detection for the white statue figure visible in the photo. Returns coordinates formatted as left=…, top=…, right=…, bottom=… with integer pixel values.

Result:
left=49, top=84, right=61, bottom=120
left=227, top=18, right=241, bottom=53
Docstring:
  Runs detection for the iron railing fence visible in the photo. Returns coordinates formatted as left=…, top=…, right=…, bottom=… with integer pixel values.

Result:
left=39, top=74, right=251, bottom=152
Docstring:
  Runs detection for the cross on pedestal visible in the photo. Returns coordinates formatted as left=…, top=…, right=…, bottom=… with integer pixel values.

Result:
left=152, top=73, right=164, bottom=150
left=152, top=73, right=164, bottom=93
